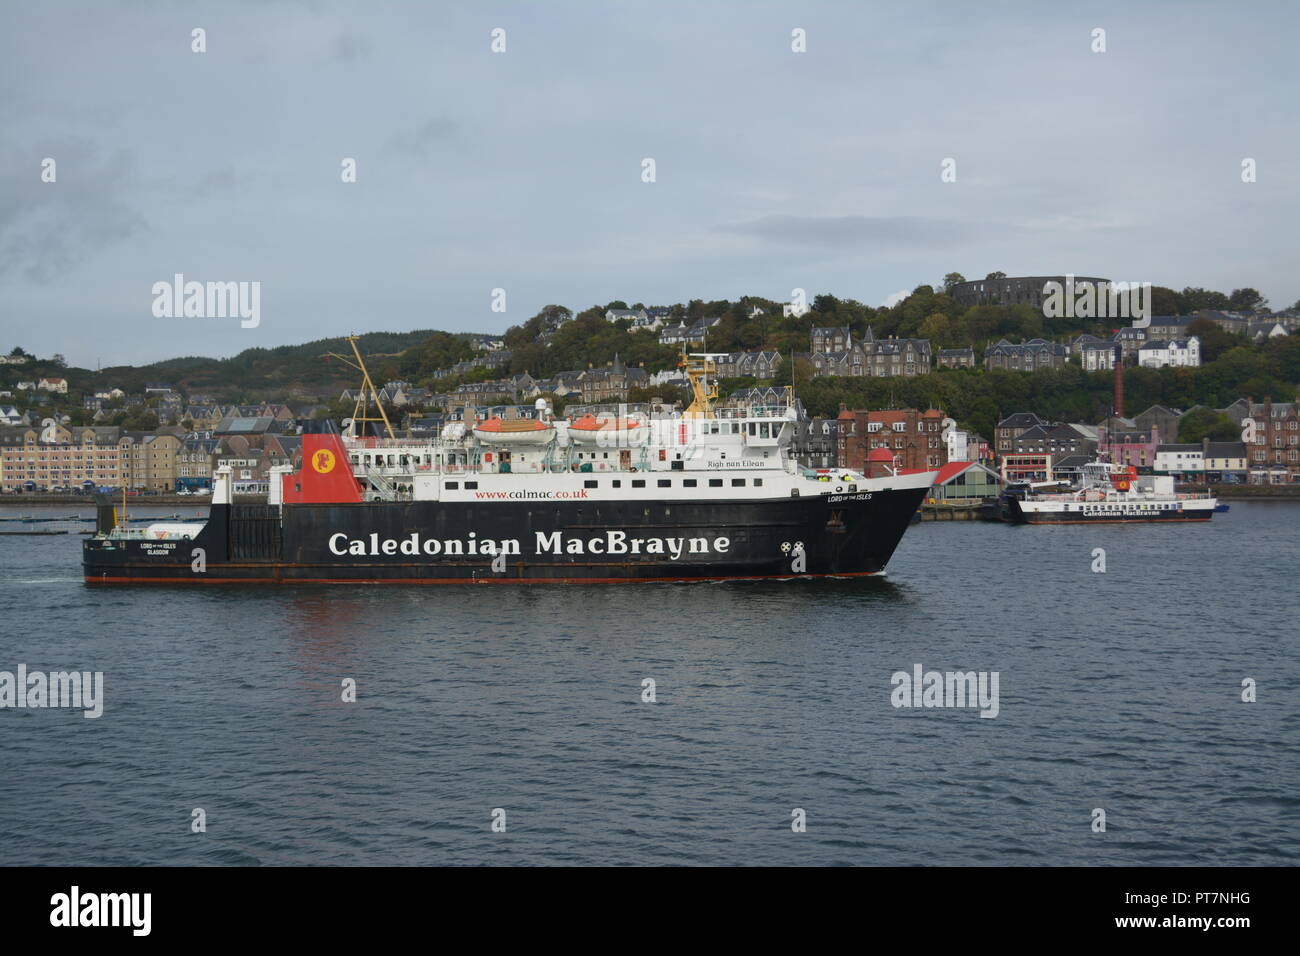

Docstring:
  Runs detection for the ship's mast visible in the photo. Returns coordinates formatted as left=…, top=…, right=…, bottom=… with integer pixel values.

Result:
left=327, top=335, right=396, bottom=439
left=680, top=347, right=717, bottom=419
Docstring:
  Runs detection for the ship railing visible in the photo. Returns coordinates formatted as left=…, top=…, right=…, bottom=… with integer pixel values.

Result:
left=347, top=438, right=446, bottom=449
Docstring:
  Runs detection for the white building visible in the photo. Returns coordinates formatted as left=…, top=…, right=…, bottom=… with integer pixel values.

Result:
left=1138, top=336, right=1201, bottom=369
left=946, top=429, right=971, bottom=462
left=630, top=313, right=666, bottom=333
left=1155, top=444, right=1204, bottom=474
left=38, top=377, right=69, bottom=394
left=1079, top=341, right=1120, bottom=371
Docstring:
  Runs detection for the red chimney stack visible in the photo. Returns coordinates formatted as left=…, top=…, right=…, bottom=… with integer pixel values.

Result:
left=1113, top=346, right=1125, bottom=418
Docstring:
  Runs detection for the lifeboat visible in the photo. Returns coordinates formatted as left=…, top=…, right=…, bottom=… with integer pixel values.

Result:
left=567, top=414, right=646, bottom=445
left=472, top=417, right=556, bottom=445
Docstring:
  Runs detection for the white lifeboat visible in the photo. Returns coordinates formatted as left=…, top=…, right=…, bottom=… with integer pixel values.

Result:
left=472, top=417, right=556, bottom=445
left=567, top=414, right=647, bottom=446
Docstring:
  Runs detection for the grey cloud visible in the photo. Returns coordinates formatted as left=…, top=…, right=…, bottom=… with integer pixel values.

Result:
left=0, top=141, right=146, bottom=283
left=194, top=166, right=240, bottom=198
left=719, top=214, right=973, bottom=247
left=333, top=31, right=374, bottom=61
left=385, top=118, right=457, bottom=160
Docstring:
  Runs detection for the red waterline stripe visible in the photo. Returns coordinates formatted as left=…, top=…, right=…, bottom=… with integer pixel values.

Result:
left=84, top=571, right=879, bottom=586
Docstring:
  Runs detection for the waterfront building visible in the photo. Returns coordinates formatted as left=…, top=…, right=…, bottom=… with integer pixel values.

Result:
left=1155, top=441, right=1248, bottom=479
left=836, top=406, right=947, bottom=472
left=0, top=423, right=206, bottom=492
left=1098, top=425, right=1160, bottom=471
left=928, top=460, right=1002, bottom=501
left=1245, top=397, right=1300, bottom=483
left=1010, top=423, right=1098, bottom=460
left=994, top=412, right=1050, bottom=458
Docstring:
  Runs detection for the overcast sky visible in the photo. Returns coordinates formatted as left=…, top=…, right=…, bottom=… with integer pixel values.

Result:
left=2, top=0, right=1297, bottom=367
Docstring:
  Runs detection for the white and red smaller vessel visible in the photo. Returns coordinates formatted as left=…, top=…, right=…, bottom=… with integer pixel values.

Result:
left=1005, top=461, right=1217, bottom=524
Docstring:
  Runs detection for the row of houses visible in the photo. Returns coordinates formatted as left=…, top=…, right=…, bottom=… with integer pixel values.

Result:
left=810, top=328, right=934, bottom=378
left=805, top=328, right=1203, bottom=378
left=430, top=349, right=513, bottom=380
left=353, top=357, right=653, bottom=410
left=994, top=397, right=1300, bottom=483
left=0, top=421, right=302, bottom=493
left=11, top=377, right=69, bottom=393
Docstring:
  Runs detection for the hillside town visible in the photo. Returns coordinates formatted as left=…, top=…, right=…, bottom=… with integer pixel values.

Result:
left=3, top=275, right=1299, bottom=496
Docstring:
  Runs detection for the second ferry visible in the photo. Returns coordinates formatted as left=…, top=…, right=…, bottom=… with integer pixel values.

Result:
left=1003, top=461, right=1218, bottom=524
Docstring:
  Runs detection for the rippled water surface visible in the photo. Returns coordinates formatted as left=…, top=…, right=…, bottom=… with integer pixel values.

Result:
left=1, top=502, right=1296, bottom=865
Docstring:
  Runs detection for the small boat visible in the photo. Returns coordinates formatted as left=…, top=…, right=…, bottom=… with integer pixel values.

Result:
left=1214, top=503, right=1230, bottom=513
left=471, top=417, right=556, bottom=445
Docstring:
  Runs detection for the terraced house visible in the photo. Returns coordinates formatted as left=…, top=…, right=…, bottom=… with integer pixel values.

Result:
left=935, top=347, right=976, bottom=369
left=119, top=431, right=186, bottom=491
left=713, top=351, right=782, bottom=379
left=868, top=336, right=932, bottom=377
left=809, top=326, right=931, bottom=378
left=983, top=338, right=1069, bottom=372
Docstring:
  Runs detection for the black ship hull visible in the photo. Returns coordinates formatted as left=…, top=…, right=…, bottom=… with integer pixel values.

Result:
left=83, top=488, right=929, bottom=584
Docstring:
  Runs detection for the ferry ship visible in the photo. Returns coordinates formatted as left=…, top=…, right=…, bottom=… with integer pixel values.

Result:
left=1003, top=461, right=1217, bottom=524
left=82, top=352, right=937, bottom=584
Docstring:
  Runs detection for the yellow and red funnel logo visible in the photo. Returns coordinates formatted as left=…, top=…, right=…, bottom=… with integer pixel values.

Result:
left=283, top=432, right=363, bottom=504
